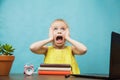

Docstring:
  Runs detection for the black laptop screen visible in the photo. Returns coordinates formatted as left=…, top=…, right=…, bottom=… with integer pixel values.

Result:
left=109, top=31, right=120, bottom=78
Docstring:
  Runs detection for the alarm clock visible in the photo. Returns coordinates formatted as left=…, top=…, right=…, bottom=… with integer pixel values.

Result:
left=24, top=64, right=34, bottom=76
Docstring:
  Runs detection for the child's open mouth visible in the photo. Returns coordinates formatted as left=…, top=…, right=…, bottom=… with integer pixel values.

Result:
left=56, top=36, right=64, bottom=44
left=56, top=36, right=63, bottom=40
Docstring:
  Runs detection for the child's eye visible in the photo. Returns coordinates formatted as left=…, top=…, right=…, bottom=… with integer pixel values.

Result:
left=54, top=27, right=58, bottom=30
left=61, top=28, right=65, bottom=30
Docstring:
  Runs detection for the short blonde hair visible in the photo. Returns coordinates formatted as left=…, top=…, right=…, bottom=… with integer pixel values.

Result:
left=52, top=19, right=69, bottom=28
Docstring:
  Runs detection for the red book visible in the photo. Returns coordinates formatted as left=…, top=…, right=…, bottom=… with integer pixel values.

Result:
left=38, top=70, right=71, bottom=75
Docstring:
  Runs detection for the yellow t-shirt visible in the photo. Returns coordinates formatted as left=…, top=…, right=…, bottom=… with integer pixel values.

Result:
left=44, top=46, right=80, bottom=74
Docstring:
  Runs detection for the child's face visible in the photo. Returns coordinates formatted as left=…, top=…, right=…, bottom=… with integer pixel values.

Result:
left=51, top=21, right=68, bottom=47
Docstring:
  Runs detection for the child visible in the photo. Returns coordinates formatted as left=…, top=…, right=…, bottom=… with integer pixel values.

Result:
left=30, top=19, right=87, bottom=74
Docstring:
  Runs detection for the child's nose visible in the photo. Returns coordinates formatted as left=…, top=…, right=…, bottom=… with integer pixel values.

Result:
left=57, top=31, right=62, bottom=34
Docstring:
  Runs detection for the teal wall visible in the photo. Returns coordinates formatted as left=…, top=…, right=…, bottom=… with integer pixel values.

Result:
left=0, top=0, right=120, bottom=74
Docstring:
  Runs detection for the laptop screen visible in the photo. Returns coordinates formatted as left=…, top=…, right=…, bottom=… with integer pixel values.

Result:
left=70, top=32, right=120, bottom=79
left=109, top=31, right=120, bottom=79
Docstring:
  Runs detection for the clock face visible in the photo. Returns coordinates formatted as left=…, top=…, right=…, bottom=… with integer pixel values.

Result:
left=24, top=66, right=34, bottom=76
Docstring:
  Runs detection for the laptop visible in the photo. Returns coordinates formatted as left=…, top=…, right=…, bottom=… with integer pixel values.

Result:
left=71, top=31, right=120, bottom=79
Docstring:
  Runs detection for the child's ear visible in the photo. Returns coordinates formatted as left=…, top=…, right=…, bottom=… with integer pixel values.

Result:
left=66, top=28, right=69, bottom=32
left=50, top=26, right=54, bottom=31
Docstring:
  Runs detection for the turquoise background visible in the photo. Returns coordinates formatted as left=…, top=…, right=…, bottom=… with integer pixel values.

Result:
left=0, top=0, right=120, bottom=74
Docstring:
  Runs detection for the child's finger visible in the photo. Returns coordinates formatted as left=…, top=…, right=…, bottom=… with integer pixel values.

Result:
left=66, top=29, right=70, bottom=36
left=49, top=27, right=53, bottom=38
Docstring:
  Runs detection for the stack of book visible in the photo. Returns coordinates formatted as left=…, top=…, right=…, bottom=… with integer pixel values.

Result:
left=38, top=64, right=72, bottom=75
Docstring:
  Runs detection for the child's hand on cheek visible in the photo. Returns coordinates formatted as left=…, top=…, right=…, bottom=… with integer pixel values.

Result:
left=65, top=28, right=70, bottom=40
left=49, top=27, right=54, bottom=42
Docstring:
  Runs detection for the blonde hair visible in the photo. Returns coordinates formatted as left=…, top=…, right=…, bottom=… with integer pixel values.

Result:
left=52, top=19, right=69, bottom=28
